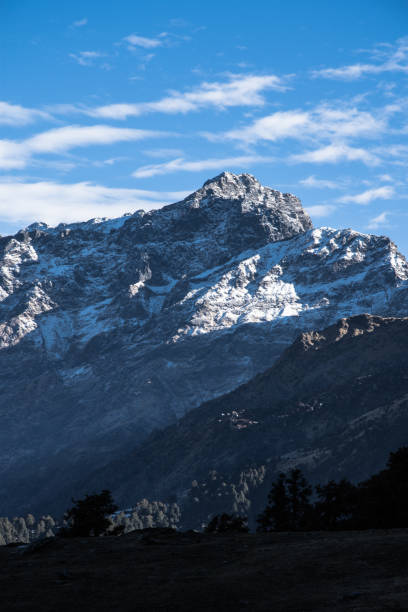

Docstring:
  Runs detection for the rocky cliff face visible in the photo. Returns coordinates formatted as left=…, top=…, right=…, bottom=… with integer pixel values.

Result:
left=0, top=172, right=407, bottom=515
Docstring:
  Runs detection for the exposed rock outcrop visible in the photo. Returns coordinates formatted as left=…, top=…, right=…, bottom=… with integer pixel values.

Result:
left=0, top=173, right=406, bottom=515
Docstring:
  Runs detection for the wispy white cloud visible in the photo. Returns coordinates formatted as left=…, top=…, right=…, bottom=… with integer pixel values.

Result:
left=374, top=144, right=408, bottom=165
left=0, top=102, right=51, bottom=126
left=367, top=211, right=390, bottom=230
left=305, top=204, right=337, bottom=217
left=132, top=155, right=274, bottom=178
left=212, top=103, right=387, bottom=168
left=142, top=147, right=185, bottom=158
left=300, top=175, right=341, bottom=189
left=312, top=36, right=408, bottom=80
left=25, top=125, right=160, bottom=153
left=0, top=140, right=28, bottom=169
left=217, top=110, right=309, bottom=143
left=169, top=18, right=190, bottom=27
left=0, top=180, right=190, bottom=228
left=125, top=188, right=190, bottom=200
left=377, top=81, right=397, bottom=97
left=292, top=144, right=380, bottom=167
left=123, top=30, right=192, bottom=52
left=81, top=74, right=287, bottom=119
left=137, top=53, right=155, bottom=71
left=219, top=105, right=385, bottom=145
left=339, top=186, right=395, bottom=205
left=378, top=173, right=393, bottom=182
left=124, top=34, right=163, bottom=49
left=71, top=18, right=88, bottom=28
left=69, top=51, right=106, bottom=66
left=313, top=63, right=380, bottom=80
left=92, top=157, right=128, bottom=167
left=0, top=125, right=166, bottom=169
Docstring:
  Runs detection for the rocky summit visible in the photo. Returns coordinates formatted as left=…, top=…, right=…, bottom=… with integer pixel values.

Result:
left=0, top=172, right=407, bottom=515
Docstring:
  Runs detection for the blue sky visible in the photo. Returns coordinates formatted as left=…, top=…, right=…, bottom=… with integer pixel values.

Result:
left=1, top=0, right=408, bottom=254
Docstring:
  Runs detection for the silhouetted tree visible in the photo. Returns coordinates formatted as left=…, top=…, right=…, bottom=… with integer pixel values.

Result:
left=205, top=513, right=248, bottom=534
left=257, top=473, right=289, bottom=531
left=257, top=469, right=312, bottom=531
left=257, top=448, right=408, bottom=533
left=61, top=490, right=118, bottom=537
left=287, top=469, right=313, bottom=530
left=355, top=447, right=408, bottom=529
left=314, top=479, right=357, bottom=530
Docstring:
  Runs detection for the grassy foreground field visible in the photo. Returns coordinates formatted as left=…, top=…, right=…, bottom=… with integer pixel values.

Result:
left=2, top=528, right=408, bottom=611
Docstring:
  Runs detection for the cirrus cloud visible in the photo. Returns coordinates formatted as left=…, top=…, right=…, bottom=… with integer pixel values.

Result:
left=339, top=186, right=395, bottom=205
left=124, top=34, right=164, bottom=49
left=218, top=105, right=386, bottom=145
left=367, top=211, right=390, bottom=230
left=77, top=74, right=287, bottom=120
left=305, top=204, right=337, bottom=217
left=0, top=180, right=190, bottom=228
left=70, top=18, right=88, bottom=28
left=300, top=175, right=341, bottom=189
left=312, top=36, right=408, bottom=80
left=0, top=125, right=168, bottom=170
left=132, top=155, right=274, bottom=178
left=291, top=144, right=380, bottom=167
left=69, top=51, right=106, bottom=67
left=0, top=101, right=51, bottom=126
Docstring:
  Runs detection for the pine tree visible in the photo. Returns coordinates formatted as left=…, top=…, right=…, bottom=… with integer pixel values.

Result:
left=205, top=513, right=248, bottom=534
left=314, top=479, right=357, bottom=530
left=257, top=473, right=289, bottom=532
left=257, top=469, right=312, bottom=531
left=356, top=446, right=408, bottom=528
left=61, top=490, right=118, bottom=537
left=286, top=469, right=313, bottom=530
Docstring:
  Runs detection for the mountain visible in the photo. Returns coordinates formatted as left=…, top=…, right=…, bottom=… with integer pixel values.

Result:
left=0, top=172, right=407, bottom=515
left=86, top=314, right=408, bottom=517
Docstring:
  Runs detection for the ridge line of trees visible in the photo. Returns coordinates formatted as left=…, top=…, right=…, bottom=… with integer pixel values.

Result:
left=3, top=446, right=408, bottom=543
left=257, top=447, right=408, bottom=532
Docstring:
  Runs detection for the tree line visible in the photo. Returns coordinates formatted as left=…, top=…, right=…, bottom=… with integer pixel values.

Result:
left=0, top=497, right=181, bottom=544
left=257, top=447, right=408, bottom=531
left=57, top=447, right=408, bottom=537
left=3, top=447, right=408, bottom=542
left=0, top=514, right=56, bottom=545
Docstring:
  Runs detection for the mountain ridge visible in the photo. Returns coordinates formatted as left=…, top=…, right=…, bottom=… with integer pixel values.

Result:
left=0, top=172, right=407, bottom=515
left=82, top=313, right=408, bottom=515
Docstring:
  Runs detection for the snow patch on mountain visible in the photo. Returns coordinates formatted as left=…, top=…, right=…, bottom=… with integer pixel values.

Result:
left=171, top=228, right=408, bottom=337
left=0, top=176, right=407, bottom=355
left=0, top=172, right=407, bottom=518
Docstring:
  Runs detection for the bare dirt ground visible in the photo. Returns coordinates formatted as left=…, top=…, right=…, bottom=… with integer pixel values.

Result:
left=1, top=528, right=408, bottom=611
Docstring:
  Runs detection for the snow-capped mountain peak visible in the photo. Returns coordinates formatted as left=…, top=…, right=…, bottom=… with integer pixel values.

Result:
left=0, top=172, right=407, bottom=515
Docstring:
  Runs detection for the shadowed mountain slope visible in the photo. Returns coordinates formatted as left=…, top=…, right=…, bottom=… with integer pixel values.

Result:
left=83, top=314, right=408, bottom=511
left=0, top=172, right=407, bottom=515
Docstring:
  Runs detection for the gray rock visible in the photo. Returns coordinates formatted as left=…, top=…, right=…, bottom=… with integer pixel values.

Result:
left=0, top=172, right=406, bottom=515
